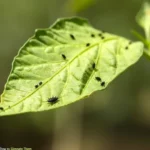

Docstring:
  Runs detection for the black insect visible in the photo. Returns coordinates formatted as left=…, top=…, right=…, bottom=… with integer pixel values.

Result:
left=86, top=43, right=90, bottom=47
left=92, top=63, right=96, bottom=69
left=98, top=33, right=102, bottom=37
left=91, top=34, right=95, bottom=37
left=47, top=96, right=59, bottom=105
left=39, top=82, right=42, bottom=85
left=101, top=81, right=105, bottom=87
left=70, top=34, right=75, bottom=40
left=125, top=46, right=128, bottom=50
left=0, top=107, right=4, bottom=111
left=95, top=77, right=101, bottom=82
left=35, top=85, right=39, bottom=88
left=62, top=54, right=66, bottom=60
left=101, top=36, right=105, bottom=40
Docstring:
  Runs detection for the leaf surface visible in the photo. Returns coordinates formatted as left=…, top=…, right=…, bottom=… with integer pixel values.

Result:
left=0, top=17, right=143, bottom=116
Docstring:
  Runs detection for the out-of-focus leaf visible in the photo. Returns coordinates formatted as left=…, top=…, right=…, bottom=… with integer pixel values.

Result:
left=67, top=0, right=96, bottom=13
left=136, top=2, right=150, bottom=40
left=0, top=17, right=143, bottom=116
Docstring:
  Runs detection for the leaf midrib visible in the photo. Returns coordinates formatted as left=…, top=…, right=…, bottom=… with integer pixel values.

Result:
left=3, top=37, right=117, bottom=110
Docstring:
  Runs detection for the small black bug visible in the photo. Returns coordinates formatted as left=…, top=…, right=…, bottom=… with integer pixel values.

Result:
left=86, top=43, right=90, bottom=47
left=0, top=107, right=4, bottom=111
left=70, top=34, right=75, bottom=40
left=62, top=54, right=66, bottom=60
left=95, top=77, right=101, bottom=82
left=98, top=33, right=102, bottom=37
left=101, top=81, right=105, bottom=87
left=47, top=96, right=59, bottom=105
left=92, top=63, right=96, bottom=69
left=39, top=82, right=42, bottom=85
left=91, top=34, right=95, bottom=37
left=35, top=85, right=39, bottom=88
left=101, top=36, right=105, bottom=40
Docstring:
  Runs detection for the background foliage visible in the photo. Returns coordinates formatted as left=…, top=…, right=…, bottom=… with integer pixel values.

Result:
left=0, top=0, right=150, bottom=150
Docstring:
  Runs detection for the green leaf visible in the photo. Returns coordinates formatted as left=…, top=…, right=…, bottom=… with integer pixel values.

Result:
left=66, top=0, right=96, bottom=13
left=0, top=17, right=143, bottom=116
left=136, top=2, right=150, bottom=40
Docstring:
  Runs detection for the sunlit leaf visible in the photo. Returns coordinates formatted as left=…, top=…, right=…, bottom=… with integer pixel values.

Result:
left=0, top=17, right=143, bottom=116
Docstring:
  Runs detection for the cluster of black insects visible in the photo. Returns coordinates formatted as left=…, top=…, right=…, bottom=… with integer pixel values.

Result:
left=36, top=32, right=132, bottom=106
left=0, top=32, right=132, bottom=111
left=42, top=34, right=131, bottom=106
left=35, top=81, right=43, bottom=89
left=40, top=32, right=106, bottom=105
left=125, top=41, right=132, bottom=50
left=45, top=33, right=106, bottom=105
left=92, top=63, right=105, bottom=87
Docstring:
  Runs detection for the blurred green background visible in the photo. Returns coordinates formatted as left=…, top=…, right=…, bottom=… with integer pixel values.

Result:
left=0, top=0, right=150, bottom=150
